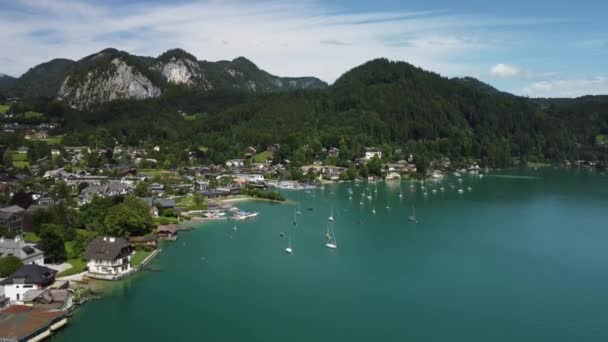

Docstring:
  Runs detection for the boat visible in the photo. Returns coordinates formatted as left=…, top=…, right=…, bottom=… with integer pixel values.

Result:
left=325, top=220, right=338, bottom=249
left=467, top=187, right=472, bottom=191
left=372, top=207, right=376, bottom=215
left=458, top=189, right=464, bottom=194
left=328, top=208, right=335, bottom=222
left=233, top=225, right=237, bottom=231
left=408, top=206, right=418, bottom=223
left=285, top=230, right=293, bottom=254
left=233, top=211, right=259, bottom=220
left=431, top=189, right=437, bottom=194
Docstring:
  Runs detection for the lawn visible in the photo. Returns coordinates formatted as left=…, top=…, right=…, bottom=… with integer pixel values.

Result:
left=253, top=150, right=273, bottom=163
left=22, top=111, right=44, bottom=119
left=140, top=169, right=173, bottom=177
left=57, top=258, right=87, bottom=277
left=12, top=153, right=30, bottom=168
left=132, top=250, right=153, bottom=267
left=24, top=232, right=40, bottom=243
left=33, top=135, right=64, bottom=145
left=0, top=104, right=9, bottom=114
left=182, top=113, right=199, bottom=121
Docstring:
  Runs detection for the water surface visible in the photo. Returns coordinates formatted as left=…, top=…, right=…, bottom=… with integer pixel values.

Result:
left=57, top=168, right=608, bottom=341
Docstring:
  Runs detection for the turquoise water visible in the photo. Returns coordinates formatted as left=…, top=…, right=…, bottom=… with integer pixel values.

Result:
left=57, top=168, right=608, bottom=341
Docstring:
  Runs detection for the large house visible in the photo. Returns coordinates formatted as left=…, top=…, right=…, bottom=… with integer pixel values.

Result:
left=0, top=205, right=25, bottom=235
left=364, top=147, right=383, bottom=160
left=78, top=183, right=134, bottom=206
left=85, top=237, right=133, bottom=280
left=0, top=236, right=45, bottom=265
left=0, top=264, right=57, bottom=302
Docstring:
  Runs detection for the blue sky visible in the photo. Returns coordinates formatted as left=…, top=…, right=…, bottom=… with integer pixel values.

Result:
left=1, top=0, right=607, bottom=97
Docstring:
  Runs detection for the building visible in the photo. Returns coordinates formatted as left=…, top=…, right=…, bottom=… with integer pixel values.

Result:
left=266, top=144, right=280, bottom=152
left=244, top=146, right=257, bottom=157
left=156, top=225, right=179, bottom=240
left=0, top=205, right=25, bottom=235
left=0, top=264, right=57, bottom=302
left=78, top=183, right=134, bottom=206
left=225, top=159, right=245, bottom=168
left=0, top=236, right=45, bottom=265
left=364, top=147, right=383, bottom=160
left=85, top=237, right=133, bottom=279
left=328, top=147, right=340, bottom=158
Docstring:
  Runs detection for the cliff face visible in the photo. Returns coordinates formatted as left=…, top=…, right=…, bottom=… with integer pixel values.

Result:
left=153, top=56, right=213, bottom=90
left=58, top=58, right=161, bottom=109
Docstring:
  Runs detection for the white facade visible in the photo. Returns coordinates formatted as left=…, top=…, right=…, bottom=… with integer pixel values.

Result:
left=4, top=283, right=41, bottom=302
left=365, top=150, right=382, bottom=160
left=87, top=254, right=132, bottom=276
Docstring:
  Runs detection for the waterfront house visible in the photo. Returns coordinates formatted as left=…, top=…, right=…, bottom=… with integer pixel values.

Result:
left=85, top=237, right=133, bottom=279
left=0, top=205, right=25, bottom=235
left=0, top=264, right=57, bottom=302
left=0, top=236, right=45, bottom=265
left=128, top=236, right=158, bottom=249
left=156, top=225, right=179, bottom=240
left=364, top=147, right=383, bottom=160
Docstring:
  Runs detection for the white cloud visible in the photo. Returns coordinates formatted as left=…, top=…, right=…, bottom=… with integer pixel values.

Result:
left=0, top=0, right=569, bottom=84
left=490, top=63, right=520, bottom=78
left=522, top=77, right=608, bottom=98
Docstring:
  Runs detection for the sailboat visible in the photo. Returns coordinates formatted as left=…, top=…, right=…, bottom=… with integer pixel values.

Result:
left=285, top=229, right=293, bottom=254
left=372, top=207, right=376, bottom=215
left=409, top=206, right=418, bottom=223
left=295, top=205, right=302, bottom=216
left=325, top=220, right=338, bottom=249
left=329, top=208, right=335, bottom=222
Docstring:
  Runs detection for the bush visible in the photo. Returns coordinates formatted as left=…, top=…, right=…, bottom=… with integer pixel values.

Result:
left=0, top=256, right=23, bottom=277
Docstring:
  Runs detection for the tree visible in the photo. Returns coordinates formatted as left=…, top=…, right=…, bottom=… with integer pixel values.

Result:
left=134, top=181, right=151, bottom=197
left=10, top=190, right=32, bottom=209
left=0, top=256, right=23, bottom=277
left=2, top=149, right=12, bottom=167
left=38, top=225, right=67, bottom=264
left=54, top=180, right=71, bottom=200
left=104, top=197, right=154, bottom=237
left=193, top=191, right=205, bottom=209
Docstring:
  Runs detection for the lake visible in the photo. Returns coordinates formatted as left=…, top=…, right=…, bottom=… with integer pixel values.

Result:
left=56, top=168, right=608, bottom=341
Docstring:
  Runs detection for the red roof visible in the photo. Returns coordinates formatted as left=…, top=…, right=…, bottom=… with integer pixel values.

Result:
left=0, top=305, right=64, bottom=340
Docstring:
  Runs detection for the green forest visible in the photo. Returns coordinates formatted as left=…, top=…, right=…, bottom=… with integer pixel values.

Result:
left=3, top=58, right=608, bottom=169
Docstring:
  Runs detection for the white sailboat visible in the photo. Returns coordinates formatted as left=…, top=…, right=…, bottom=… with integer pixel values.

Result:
left=408, top=206, right=418, bottom=223
left=328, top=208, right=335, bottom=222
left=325, top=220, right=338, bottom=249
left=285, top=230, right=293, bottom=254
left=372, top=207, right=376, bottom=215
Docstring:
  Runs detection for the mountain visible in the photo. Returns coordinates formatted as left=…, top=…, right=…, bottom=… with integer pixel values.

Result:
left=60, top=57, right=607, bottom=168
left=7, top=59, right=75, bottom=99
left=0, top=73, right=16, bottom=93
left=4, top=48, right=327, bottom=109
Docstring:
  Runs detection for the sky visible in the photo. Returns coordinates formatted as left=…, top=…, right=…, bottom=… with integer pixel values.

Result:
left=0, top=0, right=607, bottom=97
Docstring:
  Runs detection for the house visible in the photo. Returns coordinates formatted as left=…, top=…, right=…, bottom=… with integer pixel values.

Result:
left=21, top=288, right=72, bottom=310
left=0, top=205, right=25, bottom=235
left=0, top=264, right=57, bottom=302
left=0, top=236, right=45, bottom=265
left=266, top=144, right=280, bottom=152
left=244, top=146, right=257, bottom=157
left=78, top=183, right=134, bottom=206
left=364, top=147, right=383, bottom=160
left=85, top=237, right=133, bottom=280
left=150, top=183, right=165, bottom=195
left=156, top=225, right=179, bottom=241
left=225, top=159, right=245, bottom=168
left=328, top=147, right=340, bottom=158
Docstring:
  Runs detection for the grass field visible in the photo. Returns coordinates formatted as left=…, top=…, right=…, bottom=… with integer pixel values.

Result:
left=140, top=169, right=174, bottom=177
left=24, top=232, right=40, bottom=243
left=33, top=135, right=63, bottom=145
left=182, top=113, right=199, bottom=121
left=253, top=150, right=273, bottom=163
left=0, top=104, right=9, bottom=114
left=132, top=250, right=153, bottom=267
left=57, top=258, right=87, bottom=277
left=12, top=153, right=30, bottom=168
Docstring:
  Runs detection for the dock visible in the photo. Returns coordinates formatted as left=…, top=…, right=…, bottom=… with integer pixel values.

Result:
left=0, top=305, right=67, bottom=342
